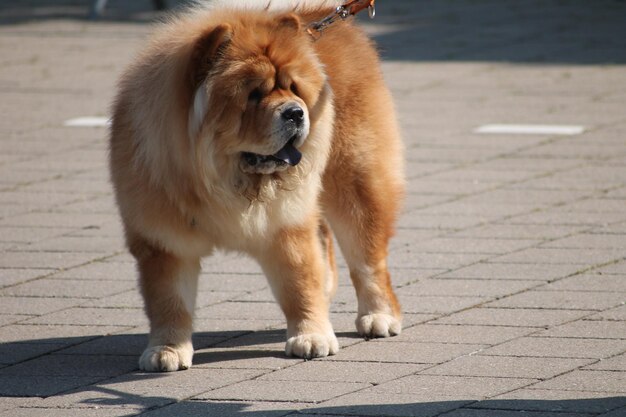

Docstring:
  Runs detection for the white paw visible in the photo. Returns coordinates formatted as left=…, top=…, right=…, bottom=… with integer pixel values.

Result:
left=356, top=313, right=402, bottom=338
left=138, top=343, right=193, bottom=372
left=285, top=333, right=339, bottom=359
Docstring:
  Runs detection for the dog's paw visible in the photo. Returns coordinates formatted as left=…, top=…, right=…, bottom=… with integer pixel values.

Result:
left=356, top=313, right=402, bottom=338
left=285, top=333, right=339, bottom=359
left=139, top=344, right=193, bottom=372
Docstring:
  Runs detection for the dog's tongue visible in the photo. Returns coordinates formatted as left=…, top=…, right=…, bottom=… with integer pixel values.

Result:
left=272, top=141, right=302, bottom=166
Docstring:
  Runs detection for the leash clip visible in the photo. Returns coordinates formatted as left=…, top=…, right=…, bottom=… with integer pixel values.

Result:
left=307, top=0, right=376, bottom=40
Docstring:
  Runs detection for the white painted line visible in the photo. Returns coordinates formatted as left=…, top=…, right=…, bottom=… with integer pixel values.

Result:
left=474, top=124, right=585, bottom=135
left=64, top=116, right=111, bottom=127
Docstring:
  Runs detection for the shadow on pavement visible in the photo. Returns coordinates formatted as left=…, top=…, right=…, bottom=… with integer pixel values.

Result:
left=1, top=331, right=625, bottom=415
left=2, top=0, right=626, bottom=65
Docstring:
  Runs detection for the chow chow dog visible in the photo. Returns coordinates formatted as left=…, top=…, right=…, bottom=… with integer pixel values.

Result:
left=109, top=0, right=404, bottom=371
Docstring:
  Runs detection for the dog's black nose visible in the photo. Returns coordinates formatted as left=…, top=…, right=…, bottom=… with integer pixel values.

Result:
left=282, top=106, right=304, bottom=125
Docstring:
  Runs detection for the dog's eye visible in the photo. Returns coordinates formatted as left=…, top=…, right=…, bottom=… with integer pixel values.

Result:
left=248, top=88, right=263, bottom=102
left=290, top=83, right=299, bottom=96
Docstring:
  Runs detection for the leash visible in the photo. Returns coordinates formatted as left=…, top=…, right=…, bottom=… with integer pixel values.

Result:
left=306, top=0, right=376, bottom=39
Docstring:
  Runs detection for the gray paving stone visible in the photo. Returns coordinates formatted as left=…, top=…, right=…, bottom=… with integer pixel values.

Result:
left=397, top=294, right=487, bottom=314
left=486, top=290, right=626, bottom=311
left=434, top=308, right=593, bottom=328
left=0, top=295, right=77, bottom=315
left=0, top=278, right=134, bottom=298
left=539, top=274, right=626, bottom=292
left=389, top=324, right=536, bottom=345
left=0, top=354, right=138, bottom=378
left=370, top=374, right=535, bottom=398
left=438, top=262, right=584, bottom=281
left=421, top=355, right=591, bottom=379
left=584, top=353, right=626, bottom=371
left=440, top=408, right=591, bottom=417
left=0, top=407, right=137, bottom=417
left=537, top=320, right=626, bottom=339
left=479, top=336, right=625, bottom=359
left=311, top=393, right=470, bottom=417
left=258, top=361, right=427, bottom=384
left=587, top=304, right=626, bottom=321
left=486, top=389, right=626, bottom=414
left=490, top=248, right=625, bottom=265
left=0, top=375, right=106, bottom=397
left=23, top=307, right=146, bottom=326
left=0, top=324, right=130, bottom=344
left=139, top=400, right=304, bottom=417
left=324, top=340, right=485, bottom=364
left=0, top=251, right=101, bottom=270
left=401, top=278, right=539, bottom=297
left=198, top=379, right=370, bottom=403
left=0, top=341, right=67, bottom=365
left=51, top=261, right=137, bottom=281
left=532, top=370, right=626, bottom=393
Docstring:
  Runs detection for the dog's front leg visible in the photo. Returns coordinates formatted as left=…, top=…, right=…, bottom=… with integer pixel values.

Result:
left=131, top=239, right=200, bottom=372
left=257, top=222, right=338, bottom=359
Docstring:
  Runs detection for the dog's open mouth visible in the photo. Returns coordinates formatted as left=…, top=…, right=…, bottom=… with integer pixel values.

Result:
left=241, top=136, right=302, bottom=174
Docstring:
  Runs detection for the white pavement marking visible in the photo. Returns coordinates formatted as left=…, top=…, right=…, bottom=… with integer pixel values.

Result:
left=474, top=124, right=585, bottom=135
left=64, top=116, right=111, bottom=127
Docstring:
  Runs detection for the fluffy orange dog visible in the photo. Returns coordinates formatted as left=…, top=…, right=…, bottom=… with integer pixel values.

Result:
left=109, top=0, right=404, bottom=371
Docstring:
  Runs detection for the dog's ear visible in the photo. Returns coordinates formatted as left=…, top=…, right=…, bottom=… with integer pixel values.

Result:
left=189, top=23, right=232, bottom=86
left=278, top=13, right=301, bottom=33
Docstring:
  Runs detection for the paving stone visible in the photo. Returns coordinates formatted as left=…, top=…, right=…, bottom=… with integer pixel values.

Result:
left=397, top=294, right=487, bottom=314
left=584, top=353, right=626, bottom=371
left=434, top=308, right=593, bottom=328
left=0, top=295, right=77, bottom=315
left=369, top=374, right=535, bottom=398
left=440, top=408, right=591, bottom=417
left=537, top=320, right=626, bottom=339
left=0, top=375, right=107, bottom=397
left=587, top=304, right=626, bottom=321
left=0, top=324, right=129, bottom=344
left=195, top=301, right=284, bottom=320
left=258, top=361, right=427, bottom=384
left=0, top=353, right=138, bottom=378
left=198, top=379, right=370, bottom=403
left=0, top=278, right=134, bottom=298
left=451, top=224, right=586, bottom=240
left=23, top=307, right=146, bottom=326
left=0, top=251, right=101, bottom=270
left=490, top=248, right=624, bottom=265
left=139, top=400, right=304, bottom=417
left=389, top=324, right=536, bottom=345
left=324, top=340, right=485, bottom=364
left=486, top=389, right=626, bottom=414
left=51, top=261, right=137, bottom=281
left=401, top=278, right=539, bottom=297
left=532, top=370, right=626, bottom=393
left=0, top=406, right=137, bottom=417
left=0, top=342, right=67, bottom=365
left=421, top=355, right=591, bottom=379
left=438, top=262, right=583, bottom=281
left=486, top=290, right=626, bottom=311
left=538, top=274, right=626, bottom=292
left=312, top=393, right=470, bottom=417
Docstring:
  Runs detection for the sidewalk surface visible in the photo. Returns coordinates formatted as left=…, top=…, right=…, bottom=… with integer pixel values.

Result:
left=1, top=1, right=625, bottom=416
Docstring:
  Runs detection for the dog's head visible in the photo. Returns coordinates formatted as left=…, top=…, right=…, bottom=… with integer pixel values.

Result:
left=187, top=12, right=330, bottom=177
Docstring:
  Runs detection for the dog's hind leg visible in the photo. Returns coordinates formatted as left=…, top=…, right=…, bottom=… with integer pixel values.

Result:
left=130, top=237, right=199, bottom=372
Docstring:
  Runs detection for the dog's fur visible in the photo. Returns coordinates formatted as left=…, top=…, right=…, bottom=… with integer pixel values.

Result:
left=109, top=0, right=404, bottom=371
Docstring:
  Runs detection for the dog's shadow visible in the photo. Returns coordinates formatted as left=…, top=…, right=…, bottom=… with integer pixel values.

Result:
left=0, top=328, right=363, bottom=397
